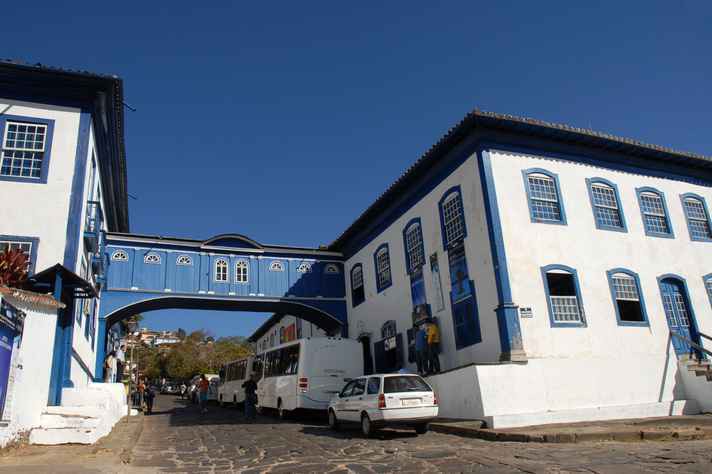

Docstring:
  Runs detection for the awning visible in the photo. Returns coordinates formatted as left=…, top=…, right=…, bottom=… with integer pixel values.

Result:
left=24, top=263, right=97, bottom=299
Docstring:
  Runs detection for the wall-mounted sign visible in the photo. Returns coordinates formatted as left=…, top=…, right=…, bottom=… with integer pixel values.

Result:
left=519, top=307, right=533, bottom=318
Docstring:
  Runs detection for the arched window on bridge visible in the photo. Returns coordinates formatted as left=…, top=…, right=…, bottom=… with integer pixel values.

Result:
left=269, top=260, right=284, bottom=272
left=215, top=258, right=228, bottom=282
left=235, top=260, right=248, bottom=283
left=324, top=263, right=340, bottom=274
left=144, top=253, right=161, bottom=264
left=111, top=250, right=128, bottom=261
left=297, top=262, right=312, bottom=273
left=176, top=255, right=193, bottom=265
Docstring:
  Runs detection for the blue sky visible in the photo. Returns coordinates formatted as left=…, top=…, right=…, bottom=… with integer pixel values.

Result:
left=4, top=2, right=710, bottom=337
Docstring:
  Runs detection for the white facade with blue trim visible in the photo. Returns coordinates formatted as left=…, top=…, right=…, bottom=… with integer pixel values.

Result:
left=331, top=111, right=712, bottom=427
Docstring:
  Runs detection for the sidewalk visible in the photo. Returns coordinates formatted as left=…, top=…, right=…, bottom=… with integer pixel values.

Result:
left=431, top=415, right=712, bottom=443
left=0, top=415, right=143, bottom=473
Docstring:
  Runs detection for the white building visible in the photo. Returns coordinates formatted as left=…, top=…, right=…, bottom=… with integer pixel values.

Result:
left=249, top=314, right=327, bottom=354
left=0, top=61, right=129, bottom=442
left=329, top=110, right=712, bottom=427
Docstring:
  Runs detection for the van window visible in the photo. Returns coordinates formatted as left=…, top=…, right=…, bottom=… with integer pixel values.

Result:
left=367, top=377, right=381, bottom=395
left=351, top=378, right=366, bottom=396
left=383, top=376, right=432, bottom=393
left=264, top=344, right=300, bottom=377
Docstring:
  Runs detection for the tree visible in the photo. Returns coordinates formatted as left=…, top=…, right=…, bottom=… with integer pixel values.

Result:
left=176, top=328, right=186, bottom=340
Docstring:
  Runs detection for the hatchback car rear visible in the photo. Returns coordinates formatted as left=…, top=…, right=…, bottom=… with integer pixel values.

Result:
left=328, top=374, right=438, bottom=437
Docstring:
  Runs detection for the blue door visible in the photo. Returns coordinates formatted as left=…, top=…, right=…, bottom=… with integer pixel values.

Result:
left=660, top=279, right=698, bottom=357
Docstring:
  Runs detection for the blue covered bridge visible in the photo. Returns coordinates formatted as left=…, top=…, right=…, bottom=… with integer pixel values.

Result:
left=95, top=232, right=347, bottom=379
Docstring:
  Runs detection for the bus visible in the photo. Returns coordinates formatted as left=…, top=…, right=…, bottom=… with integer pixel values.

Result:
left=218, top=355, right=256, bottom=406
left=256, top=337, right=363, bottom=419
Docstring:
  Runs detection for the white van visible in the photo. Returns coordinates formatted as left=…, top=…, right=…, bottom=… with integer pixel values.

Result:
left=256, top=337, right=362, bottom=419
left=218, top=355, right=256, bottom=406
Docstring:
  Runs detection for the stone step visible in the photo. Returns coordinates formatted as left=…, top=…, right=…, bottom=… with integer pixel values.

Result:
left=44, top=405, right=105, bottom=418
left=29, top=426, right=100, bottom=445
left=39, top=412, right=100, bottom=430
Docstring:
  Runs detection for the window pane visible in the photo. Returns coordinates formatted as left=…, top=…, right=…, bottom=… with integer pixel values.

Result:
left=528, top=175, right=558, bottom=201
left=612, top=275, right=639, bottom=301
left=684, top=199, right=707, bottom=220
left=442, top=193, right=465, bottom=243
left=367, top=377, right=381, bottom=395
left=405, top=224, right=425, bottom=270
left=383, top=376, right=432, bottom=393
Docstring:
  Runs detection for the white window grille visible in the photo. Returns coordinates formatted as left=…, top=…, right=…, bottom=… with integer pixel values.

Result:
left=144, top=253, right=161, bottom=264
left=176, top=255, right=192, bottom=265
left=550, top=295, right=582, bottom=323
left=705, top=278, right=712, bottom=304
left=352, top=265, right=363, bottom=289
left=442, top=192, right=465, bottom=244
left=296, top=262, right=312, bottom=273
left=0, top=240, right=32, bottom=258
left=591, top=183, right=623, bottom=228
left=376, top=247, right=392, bottom=289
left=111, top=250, right=128, bottom=261
left=528, top=174, right=562, bottom=222
left=683, top=197, right=712, bottom=240
left=235, top=260, right=248, bottom=283
left=324, top=263, right=340, bottom=274
left=405, top=222, right=425, bottom=271
left=612, top=274, right=639, bottom=301
left=639, top=192, right=670, bottom=235
left=545, top=270, right=583, bottom=324
left=215, top=259, right=228, bottom=281
left=269, top=260, right=284, bottom=272
left=1, top=121, right=48, bottom=179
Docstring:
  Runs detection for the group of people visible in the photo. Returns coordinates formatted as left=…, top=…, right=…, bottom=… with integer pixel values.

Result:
left=102, top=344, right=126, bottom=383
left=414, top=319, right=440, bottom=375
left=132, top=377, right=156, bottom=414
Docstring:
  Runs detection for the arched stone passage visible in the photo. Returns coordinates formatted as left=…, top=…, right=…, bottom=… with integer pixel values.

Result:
left=94, top=293, right=347, bottom=381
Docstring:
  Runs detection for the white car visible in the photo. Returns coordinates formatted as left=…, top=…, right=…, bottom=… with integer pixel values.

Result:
left=328, top=373, right=438, bottom=437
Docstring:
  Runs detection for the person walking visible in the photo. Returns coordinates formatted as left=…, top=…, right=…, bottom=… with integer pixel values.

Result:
left=115, top=345, right=126, bottom=383
left=138, top=378, right=146, bottom=411
left=144, top=385, right=155, bottom=415
left=198, top=374, right=209, bottom=414
left=414, top=324, right=427, bottom=375
left=103, top=352, right=115, bottom=383
left=180, top=382, right=187, bottom=400
left=242, top=374, right=258, bottom=422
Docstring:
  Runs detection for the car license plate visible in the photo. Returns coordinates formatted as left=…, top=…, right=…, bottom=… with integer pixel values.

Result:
left=401, top=398, right=421, bottom=407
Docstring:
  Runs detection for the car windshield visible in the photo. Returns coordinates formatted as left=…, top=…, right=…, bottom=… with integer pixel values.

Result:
left=383, top=376, right=432, bottom=393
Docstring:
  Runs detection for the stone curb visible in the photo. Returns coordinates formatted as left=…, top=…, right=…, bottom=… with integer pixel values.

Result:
left=429, top=423, right=712, bottom=443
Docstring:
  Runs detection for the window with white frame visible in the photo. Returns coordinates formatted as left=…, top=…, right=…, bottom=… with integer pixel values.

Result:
left=176, top=255, right=193, bottom=265
left=705, top=277, right=712, bottom=306
left=405, top=221, right=425, bottom=272
left=351, top=264, right=365, bottom=306
left=589, top=181, right=624, bottom=229
left=111, top=250, right=128, bottom=261
left=324, top=263, right=340, bottom=274
left=543, top=267, right=584, bottom=325
left=215, top=259, right=228, bottom=282
left=1, top=121, right=48, bottom=178
left=0, top=240, right=32, bottom=259
left=144, top=253, right=161, bottom=264
left=269, top=260, right=284, bottom=272
left=441, top=192, right=465, bottom=245
left=235, top=260, right=248, bottom=283
left=610, top=272, right=645, bottom=323
left=639, top=190, right=671, bottom=236
left=682, top=196, right=712, bottom=241
left=296, top=262, right=312, bottom=273
left=526, top=172, right=563, bottom=222
left=375, top=246, right=392, bottom=291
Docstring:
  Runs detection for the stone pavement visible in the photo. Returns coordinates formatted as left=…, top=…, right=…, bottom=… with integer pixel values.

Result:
left=2, top=395, right=712, bottom=472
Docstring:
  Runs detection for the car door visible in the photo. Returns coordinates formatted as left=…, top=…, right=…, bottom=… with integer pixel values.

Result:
left=334, top=381, right=355, bottom=421
left=344, top=378, right=366, bottom=421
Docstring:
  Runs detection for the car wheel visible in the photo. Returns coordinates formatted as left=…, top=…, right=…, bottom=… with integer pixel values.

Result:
left=415, top=423, right=429, bottom=435
left=328, top=409, right=339, bottom=431
left=361, top=413, right=374, bottom=438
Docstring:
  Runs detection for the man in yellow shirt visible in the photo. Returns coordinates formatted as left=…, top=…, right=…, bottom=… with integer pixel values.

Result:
left=425, top=321, right=440, bottom=374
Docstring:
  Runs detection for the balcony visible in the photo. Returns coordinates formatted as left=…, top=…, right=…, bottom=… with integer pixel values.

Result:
left=83, top=201, right=103, bottom=253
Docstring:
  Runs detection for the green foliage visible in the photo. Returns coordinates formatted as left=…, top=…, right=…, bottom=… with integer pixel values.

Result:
left=136, top=329, right=252, bottom=381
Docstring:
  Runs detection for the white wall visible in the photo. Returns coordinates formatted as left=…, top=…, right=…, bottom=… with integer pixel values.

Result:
left=254, top=314, right=325, bottom=353
left=489, top=149, right=712, bottom=361
left=345, top=154, right=503, bottom=372
left=0, top=99, right=83, bottom=270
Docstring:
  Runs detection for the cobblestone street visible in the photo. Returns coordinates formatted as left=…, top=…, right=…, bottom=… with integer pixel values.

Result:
left=3, top=395, right=712, bottom=473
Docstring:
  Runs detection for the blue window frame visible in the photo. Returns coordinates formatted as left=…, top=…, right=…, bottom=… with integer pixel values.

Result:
left=606, top=268, right=649, bottom=326
left=586, top=178, right=627, bottom=232
left=636, top=187, right=674, bottom=238
left=680, top=193, right=712, bottom=242
left=373, top=243, right=392, bottom=292
left=350, top=263, right=365, bottom=307
left=541, top=264, right=586, bottom=327
left=522, top=168, right=567, bottom=225
left=438, top=186, right=467, bottom=249
left=0, top=115, right=55, bottom=184
left=704, top=274, right=712, bottom=309
left=402, top=217, right=425, bottom=274
left=0, top=234, right=39, bottom=275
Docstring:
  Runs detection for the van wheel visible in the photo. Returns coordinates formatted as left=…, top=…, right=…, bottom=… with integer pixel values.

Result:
left=415, top=423, right=429, bottom=434
left=361, top=414, right=374, bottom=438
left=328, top=409, right=339, bottom=431
left=277, top=400, right=289, bottom=420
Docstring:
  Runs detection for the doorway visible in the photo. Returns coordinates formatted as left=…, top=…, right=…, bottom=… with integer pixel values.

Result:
left=660, top=277, right=700, bottom=358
